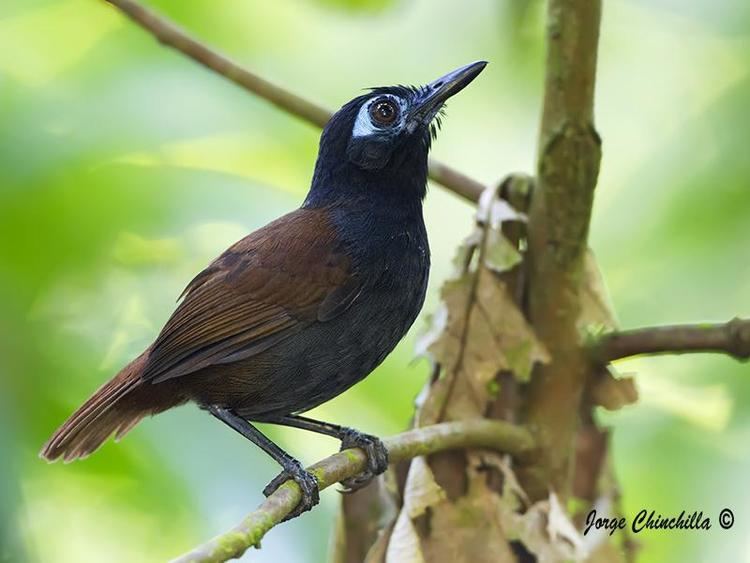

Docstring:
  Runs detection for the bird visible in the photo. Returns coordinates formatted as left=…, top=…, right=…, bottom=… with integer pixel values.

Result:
left=41, top=61, right=487, bottom=518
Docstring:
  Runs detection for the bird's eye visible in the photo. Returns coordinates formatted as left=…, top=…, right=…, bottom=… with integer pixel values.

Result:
left=369, top=99, right=399, bottom=127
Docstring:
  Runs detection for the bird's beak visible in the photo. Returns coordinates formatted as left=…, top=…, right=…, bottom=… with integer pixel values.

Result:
left=408, top=61, right=488, bottom=129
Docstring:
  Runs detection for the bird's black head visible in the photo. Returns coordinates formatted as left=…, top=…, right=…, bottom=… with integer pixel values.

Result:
left=305, top=61, right=487, bottom=208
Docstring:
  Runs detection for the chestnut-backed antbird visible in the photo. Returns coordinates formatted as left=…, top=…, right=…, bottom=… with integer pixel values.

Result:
left=41, top=61, right=487, bottom=518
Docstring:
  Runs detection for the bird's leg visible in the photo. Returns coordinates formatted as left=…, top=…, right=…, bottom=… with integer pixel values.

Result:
left=207, top=406, right=319, bottom=520
left=268, top=414, right=389, bottom=493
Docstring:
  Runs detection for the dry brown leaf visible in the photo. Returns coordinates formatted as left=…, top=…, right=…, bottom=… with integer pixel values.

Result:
left=420, top=490, right=517, bottom=563
left=403, top=456, right=446, bottom=518
left=477, top=185, right=526, bottom=228
left=465, top=461, right=588, bottom=562
left=473, top=452, right=529, bottom=509
left=382, top=456, right=447, bottom=562
left=591, top=369, right=638, bottom=411
left=413, top=459, right=521, bottom=563
left=450, top=229, right=482, bottom=275
left=484, top=227, right=522, bottom=273
left=385, top=510, right=425, bottom=563
left=393, top=184, right=562, bottom=562
left=430, top=269, right=547, bottom=393
left=414, top=191, right=547, bottom=426
left=502, top=494, right=587, bottom=563
left=413, top=304, right=448, bottom=361
left=477, top=185, right=525, bottom=274
left=547, top=493, right=586, bottom=556
left=579, top=249, right=619, bottom=333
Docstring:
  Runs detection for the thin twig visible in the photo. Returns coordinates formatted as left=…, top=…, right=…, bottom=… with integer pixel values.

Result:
left=592, top=317, right=750, bottom=363
left=102, top=0, right=487, bottom=203
left=171, top=420, right=535, bottom=563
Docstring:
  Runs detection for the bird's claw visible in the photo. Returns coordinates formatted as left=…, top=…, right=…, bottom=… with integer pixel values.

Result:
left=263, top=459, right=320, bottom=521
left=338, top=428, right=389, bottom=493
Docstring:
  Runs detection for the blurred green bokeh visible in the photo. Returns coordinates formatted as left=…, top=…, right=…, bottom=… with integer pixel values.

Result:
left=1, top=1, right=748, bottom=561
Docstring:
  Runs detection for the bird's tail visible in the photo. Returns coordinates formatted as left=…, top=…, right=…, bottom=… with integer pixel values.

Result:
left=40, top=350, right=169, bottom=462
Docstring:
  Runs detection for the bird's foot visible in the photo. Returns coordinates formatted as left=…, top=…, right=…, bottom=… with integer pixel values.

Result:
left=263, top=459, right=320, bottom=521
left=338, top=428, right=389, bottom=493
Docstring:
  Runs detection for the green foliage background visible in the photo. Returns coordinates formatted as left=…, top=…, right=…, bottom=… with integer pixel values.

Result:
left=0, top=0, right=748, bottom=561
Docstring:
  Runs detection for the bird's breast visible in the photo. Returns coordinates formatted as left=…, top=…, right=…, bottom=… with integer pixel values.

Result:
left=222, top=206, right=431, bottom=419
left=329, top=218, right=430, bottom=368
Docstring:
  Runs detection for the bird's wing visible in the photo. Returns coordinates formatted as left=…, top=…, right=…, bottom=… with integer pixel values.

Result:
left=141, top=208, right=361, bottom=384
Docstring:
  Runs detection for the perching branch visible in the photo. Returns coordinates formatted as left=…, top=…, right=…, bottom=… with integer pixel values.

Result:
left=592, top=317, right=750, bottom=363
left=171, top=420, right=535, bottom=563
left=101, top=0, right=487, bottom=203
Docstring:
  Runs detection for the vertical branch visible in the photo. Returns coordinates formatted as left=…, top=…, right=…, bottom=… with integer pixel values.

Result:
left=522, top=0, right=603, bottom=499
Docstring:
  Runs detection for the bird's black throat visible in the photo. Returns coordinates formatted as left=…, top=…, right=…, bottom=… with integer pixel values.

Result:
left=303, top=90, right=431, bottom=271
left=304, top=92, right=430, bottom=210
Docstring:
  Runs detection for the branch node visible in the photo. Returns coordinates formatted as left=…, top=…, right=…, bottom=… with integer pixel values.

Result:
left=727, top=317, right=750, bottom=360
